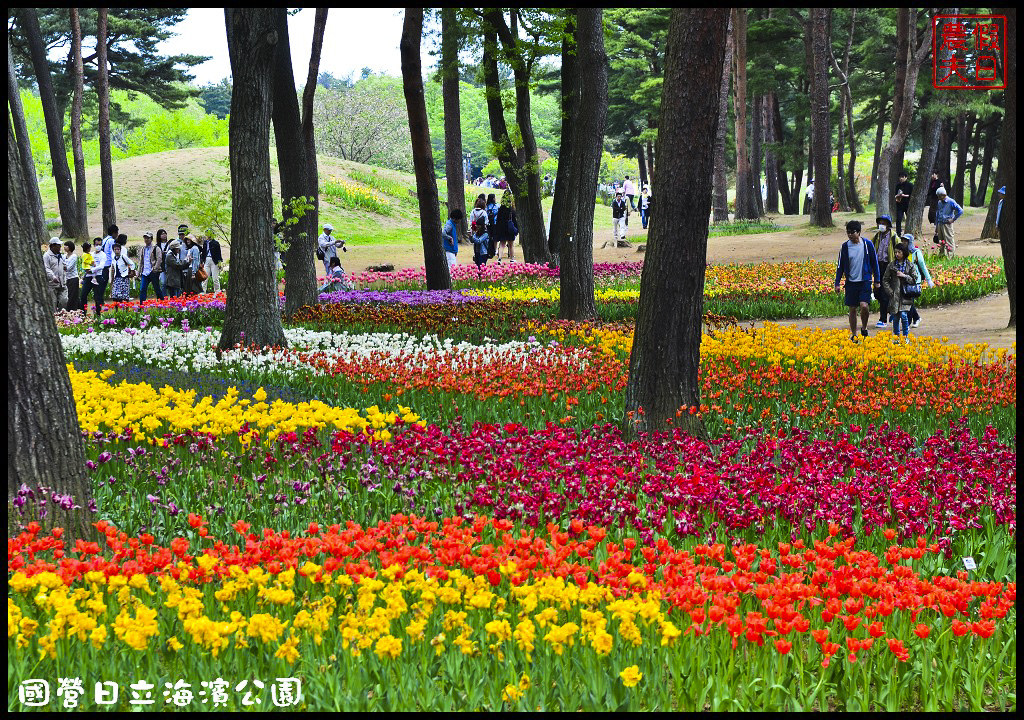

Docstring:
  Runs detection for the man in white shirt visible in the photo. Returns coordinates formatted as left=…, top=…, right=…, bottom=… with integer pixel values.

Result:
left=317, top=223, right=344, bottom=277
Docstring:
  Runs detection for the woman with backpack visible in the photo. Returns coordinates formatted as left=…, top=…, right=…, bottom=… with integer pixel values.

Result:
left=901, top=233, right=935, bottom=329
left=485, top=193, right=499, bottom=260
left=493, top=191, right=519, bottom=262
left=882, top=242, right=922, bottom=344
left=471, top=219, right=490, bottom=271
left=469, top=196, right=488, bottom=234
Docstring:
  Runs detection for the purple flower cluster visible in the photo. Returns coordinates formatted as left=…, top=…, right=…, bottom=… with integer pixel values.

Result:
left=314, top=289, right=486, bottom=305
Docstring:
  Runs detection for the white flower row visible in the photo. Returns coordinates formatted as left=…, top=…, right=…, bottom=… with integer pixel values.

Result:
left=61, top=327, right=592, bottom=380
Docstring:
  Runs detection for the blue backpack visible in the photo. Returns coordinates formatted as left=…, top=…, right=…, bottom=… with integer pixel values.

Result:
left=486, top=203, right=499, bottom=228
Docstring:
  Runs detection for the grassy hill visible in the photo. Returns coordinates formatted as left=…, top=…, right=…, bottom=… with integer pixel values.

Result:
left=36, top=146, right=452, bottom=245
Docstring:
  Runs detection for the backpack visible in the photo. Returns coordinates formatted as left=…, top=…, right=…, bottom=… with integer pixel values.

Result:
left=507, top=213, right=519, bottom=238
left=316, top=245, right=325, bottom=261
left=486, top=203, right=499, bottom=228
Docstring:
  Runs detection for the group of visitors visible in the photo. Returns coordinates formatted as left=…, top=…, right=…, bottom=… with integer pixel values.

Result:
left=834, top=218, right=933, bottom=344
left=602, top=177, right=652, bottom=248
left=893, top=170, right=965, bottom=257
left=474, top=175, right=508, bottom=190
left=444, top=190, right=519, bottom=270
left=316, top=223, right=353, bottom=293
left=45, top=223, right=223, bottom=314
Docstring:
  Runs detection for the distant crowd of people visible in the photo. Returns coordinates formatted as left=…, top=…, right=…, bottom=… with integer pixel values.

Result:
left=443, top=190, right=519, bottom=270
left=44, top=224, right=222, bottom=314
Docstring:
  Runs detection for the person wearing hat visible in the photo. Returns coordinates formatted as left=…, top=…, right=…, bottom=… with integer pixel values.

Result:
left=138, top=231, right=165, bottom=303
left=871, top=215, right=898, bottom=327
left=317, top=223, right=344, bottom=277
left=163, top=238, right=185, bottom=298
left=901, top=233, right=935, bottom=329
left=604, top=190, right=628, bottom=249
left=44, top=238, right=68, bottom=311
left=177, top=224, right=189, bottom=244
left=892, top=171, right=913, bottom=237
left=933, top=186, right=963, bottom=257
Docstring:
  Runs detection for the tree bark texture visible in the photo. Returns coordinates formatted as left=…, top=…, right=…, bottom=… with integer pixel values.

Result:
left=869, top=97, right=886, bottom=203
left=301, top=9, right=328, bottom=202
left=981, top=163, right=1004, bottom=240
left=69, top=8, right=89, bottom=242
left=549, top=15, right=578, bottom=262
left=771, top=95, right=795, bottom=214
left=751, top=93, right=764, bottom=216
left=8, top=127, right=92, bottom=541
left=19, top=8, right=83, bottom=240
left=763, top=91, right=779, bottom=213
left=646, top=141, right=655, bottom=189
left=732, top=8, right=758, bottom=220
left=441, top=8, right=468, bottom=244
left=557, top=8, right=606, bottom=322
left=967, top=116, right=983, bottom=205
left=876, top=11, right=931, bottom=219
left=809, top=8, right=833, bottom=227
left=951, top=113, right=970, bottom=205
left=906, top=109, right=942, bottom=240
left=712, top=16, right=733, bottom=223
left=835, top=88, right=849, bottom=212
left=996, top=8, right=1015, bottom=326
left=97, top=8, right=116, bottom=231
left=271, top=8, right=319, bottom=318
left=936, top=118, right=953, bottom=189
left=623, top=8, right=729, bottom=440
left=888, top=8, right=911, bottom=194
left=220, top=8, right=287, bottom=350
left=485, top=9, right=550, bottom=264
left=974, top=113, right=998, bottom=206
left=637, top=146, right=648, bottom=189
left=401, top=8, right=451, bottom=291
left=8, top=39, right=47, bottom=245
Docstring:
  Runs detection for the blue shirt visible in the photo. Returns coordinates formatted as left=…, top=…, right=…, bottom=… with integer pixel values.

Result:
left=835, top=238, right=880, bottom=287
left=102, top=236, right=115, bottom=267
left=442, top=219, right=457, bottom=255
left=935, top=196, right=963, bottom=225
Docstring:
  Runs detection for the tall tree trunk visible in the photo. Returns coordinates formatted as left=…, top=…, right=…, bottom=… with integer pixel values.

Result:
left=830, top=12, right=856, bottom=213
left=272, top=8, right=319, bottom=317
left=888, top=8, right=911, bottom=193
left=764, top=91, right=779, bottom=213
left=558, top=8, right=606, bottom=322
left=18, top=8, right=83, bottom=240
left=646, top=140, right=655, bottom=188
left=974, top=113, right=998, bottom=206
left=401, top=8, right=451, bottom=291
left=96, top=8, right=116, bottom=231
left=967, top=113, right=983, bottom=205
left=951, top=113, right=970, bottom=205
left=771, top=95, right=795, bottom=214
left=996, top=8, right=1015, bottom=327
left=712, top=15, right=733, bottom=223
left=835, top=88, right=849, bottom=211
left=8, top=39, right=47, bottom=245
left=623, top=8, right=729, bottom=440
left=869, top=97, right=886, bottom=204
left=809, top=8, right=833, bottom=227
left=219, top=8, right=287, bottom=350
left=981, top=163, right=1004, bottom=239
left=751, top=93, right=765, bottom=216
left=636, top=144, right=648, bottom=189
left=441, top=8, right=467, bottom=243
left=906, top=109, right=942, bottom=239
left=732, top=8, right=757, bottom=220
left=549, top=14, right=578, bottom=260
left=8, top=125, right=91, bottom=541
left=69, top=8, right=89, bottom=242
left=936, top=118, right=953, bottom=187
left=876, top=10, right=931, bottom=219
left=845, top=95, right=864, bottom=212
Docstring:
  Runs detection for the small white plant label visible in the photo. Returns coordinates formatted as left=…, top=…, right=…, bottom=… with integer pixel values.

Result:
left=963, top=556, right=976, bottom=570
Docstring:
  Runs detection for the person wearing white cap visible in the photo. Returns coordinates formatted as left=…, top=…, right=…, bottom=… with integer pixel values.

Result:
left=933, top=185, right=963, bottom=257
left=44, top=237, right=68, bottom=311
left=317, top=223, right=344, bottom=277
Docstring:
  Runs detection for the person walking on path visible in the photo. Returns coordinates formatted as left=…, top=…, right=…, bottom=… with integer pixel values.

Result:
left=138, top=231, right=165, bottom=304
left=834, top=219, right=881, bottom=343
left=62, top=241, right=81, bottom=312
left=163, top=239, right=185, bottom=298
left=44, top=238, right=68, bottom=311
left=901, top=233, right=935, bottom=328
left=469, top=196, right=488, bottom=235
left=317, top=223, right=343, bottom=278
left=933, top=186, right=963, bottom=257
left=606, top=191, right=628, bottom=248
left=882, top=241, right=922, bottom=344
left=200, top=234, right=223, bottom=293
left=871, top=215, right=898, bottom=328
left=623, top=175, right=637, bottom=214
left=443, top=208, right=462, bottom=269
left=471, top=218, right=490, bottom=271
left=493, top=192, right=519, bottom=262
left=638, top=185, right=652, bottom=230
left=108, top=242, right=137, bottom=302
left=893, top=171, right=913, bottom=237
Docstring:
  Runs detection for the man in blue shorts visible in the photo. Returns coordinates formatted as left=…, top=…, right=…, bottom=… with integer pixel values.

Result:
left=834, top=219, right=881, bottom=342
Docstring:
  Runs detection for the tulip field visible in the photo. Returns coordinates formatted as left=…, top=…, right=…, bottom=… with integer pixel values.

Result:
left=9, top=260, right=1016, bottom=711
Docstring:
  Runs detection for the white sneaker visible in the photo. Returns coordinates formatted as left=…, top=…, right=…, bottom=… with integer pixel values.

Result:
left=910, top=319, right=921, bottom=328
left=875, top=321, right=886, bottom=328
